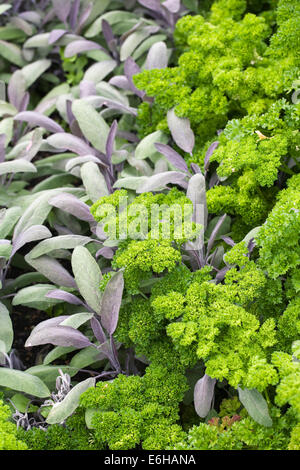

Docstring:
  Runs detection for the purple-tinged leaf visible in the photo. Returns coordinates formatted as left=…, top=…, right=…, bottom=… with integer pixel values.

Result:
left=102, top=19, right=115, bottom=47
left=21, top=128, right=43, bottom=162
left=105, top=120, right=117, bottom=163
left=145, top=41, right=168, bottom=70
left=0, top=134, right=5, bottom=163
left=64, top=40, right=105, bottom=58
left=49, top=193, right=95, bottom=223
left=117, top=130, right=139, bottom=143
left=69, top=0, right=80, bottom=30
left=167, top=108, right=195, bottom=154
left=96, top=247, right=114, bottom=260
left=136, top=171, right=188, bottom=193
left=71, top=246, right=102, bottom=313
left=84, top=60, right=117, bottom=84
left=100, top=270, right=124, bottom=335
left=215, top=266, right=230, bottom=282
left=46, top=289, right=85, bottom=306
left=206, top=214, right=227, bottom=258
left=247, top=238, right=256, bottom=255
left=8, top=70, right=26, bottom=111
left=90, top=316, right=107, bottom=345
left=52, top=0, right=72, bottom=23
left=204, top=141, right=219, bottom=172
left=25, top=325, right=93, bottom=349
left=66, top=100, right=75, bottom=126
left=209, top=172, right=219, bottom=189
left=47, top=133, right=96, bottom=156
left=10, top=17, right=33, bottom=35
left=19, top=92, right=29, bottom=113
left=14, top=111, right=64, bottom=133
left=76, top=2, right=93, bottom=33
left=124, top=57, right=145, bottom=99
left=25, top=255, right=77, bottom=288
left=19, top=12, right=41, bottom=26
left=109, top=75, right=131, bottom=91
left=138, top=0, right=162, bottom=13
left=79, top=80, right=97, bottom=98
left=162, top=0, right=180, bottom=12
left=98, top=98, right=137, bottom=116
left=49, top=29, right=67, bottom=44
left=220, top=236, right=236, bottom=247
left=11, top=225, right=51, bottom=257
left=194, top=373, right=216, bottom=418
left=190, top=163, right=202, bottom=174
left=154, top=143, right=189, bottom=173
left=25, top=316, right=69, bottom=335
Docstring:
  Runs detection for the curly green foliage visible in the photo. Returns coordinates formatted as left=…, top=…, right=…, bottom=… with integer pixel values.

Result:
left=80, top=361, right=188, bottom=450
left=91, top=188, right=200, bottom=294
left=0, top=399, right=27, bottom=450
left=134, top=0, right=299, bottom=144
left=17, top=411, right=98, bottom=450
left=256, top=174, right=300, bottom=279
left=172, top=406, right=296, bottom=450
left=272, top=347, right=300, bottom=420
left=277, top=298, right=300, bottom=350
left=206, top=99, right=299, bottom=225
left=91, top=188, right=197, bottom=244
left=155, top=250, right=281, bottom=388
left=112, top=239, right=182, bottom=294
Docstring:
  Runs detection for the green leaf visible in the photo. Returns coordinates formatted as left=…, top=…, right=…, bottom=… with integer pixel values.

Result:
left=43, top=346, right=76, bottom=365
left=85, top=408, right=98, bottom=429
left=80, top=161, right=109, bottom=202
left=237, top=387, right=273, bottom=427
left=21, top=59, right=51, bottom=88
left=135, top=130, right=168, bottom=161
left=72, top=99, right=109, bottom=153
left=0, top=159, right=36, bottom=176
left=10, top=393, right=38, bottom=413
left=0, top=368, right=50, bottom=397
left=60, top=312, right=94, bottom=329
left=0, top=5, right=12, bottom=15
left=0, top=207, right=21, bottom=238
left=85, top=11, right=136, bottom=38
left=46, top=377, right=95, bottom=424
left=25, top=365, right=78, bottom=389
left=71, top=246, right=102, bottom=313
left=28, top=235, right=93, bottom=259
left=0, top=301, right=13, bottom=353
left=12, top=284, right=63, bottom=310
left=69, top=346, right=104, bottom=369
left=0, top=40, right=25, bottom=66
left=0, top=117, right=13, bottom=146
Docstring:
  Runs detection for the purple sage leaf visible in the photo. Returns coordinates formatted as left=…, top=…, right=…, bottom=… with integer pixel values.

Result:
left=49, top=193, right=95, bottom=222
left=167, top=108, right=195, bottom=154
left=96, top=247, right=114, bottom=260
left=194, top=373, right=217, bottom=418
left=100, top=270, right=124, bottom=335
left=204, top=141, right=219, bottom=172
left=47, top=133, right=96, bottom=156
left=154, top=143, right=189, bottom=173
left=25, top=325, right=93, bottom=349
left=14, top=111, right=64, bottom=133
left=49, top=29, right=67, bottom=44
left=105, top=120, right=117, bottom=163
left=46, top=289, right=85, bottom=306
left=64, top=40, right=105, bottom=58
